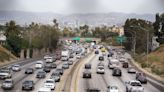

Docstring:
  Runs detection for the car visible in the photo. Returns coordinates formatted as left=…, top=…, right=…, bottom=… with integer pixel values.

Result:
left=119, top=57, right=126, bottom=62
left=107, top=85, right=119, bottom=92
left=44, top=55, right=50, bottom=60
left=136, top=72, right=147, bottom=84
left=62, top=62, right=69, bottom=69
left=35, top=61, right=44, bottom=69
left=83, top=70, right=92, bottom=78
left=76, top=54, right=81, bottom=59
left=0, top=68, right=12, bottom=79
left=97, top=65, right=105, bottom=74
left=99, top=56, right=104, bottom=61
left=56, top=68, right=64, bottom=75
left=125, top=80, right=144, bottom=92
left=107, top=52, right=113, bottom=57
left=51, top=71, right=61, bottom=82
left=1, top=79, right=14, bottom=90
left=85, top=63, right=91, bottom=69
left=69, top=54, right=74, bottom=58
left=86, top=88, right=100, bottom=92
left=112, top=68, right=122, bottom=76
left=38, top=87, right=51, bottom=92
left=95, top=50, right=99, bottom=54
left=25, top=68, right=34, bottom=74
left=22, top=80, right=34, bottom=90
left=43, top=66, right=51, bottom=73
left=44, top=79, right=56, bottom=90
left=51, top=63, right=57, bottom=68
left=12, top=64, right=21, bottom=71
left=68, top=60, right=73, bottom=65
left=45, top=56, right=55, bottom=63
left=36, top=71, right=46, bottom=78
left=108, top=62, right=118, bottom=69
left=122, top=62, right=129, bottom=68
left=128, top=67, right=136, bottom=73
left=98, top=62, right=104, bottom=67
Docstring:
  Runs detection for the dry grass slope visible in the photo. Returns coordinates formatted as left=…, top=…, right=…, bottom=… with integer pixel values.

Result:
left=137, top=44, right=164, bottom=78
left=0, top=45, right=17, bottom=62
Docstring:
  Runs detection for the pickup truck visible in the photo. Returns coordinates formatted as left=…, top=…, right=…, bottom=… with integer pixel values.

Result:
left=125, top=80, right=144, bottom=92
left=0, top=68, right=12, bottom=79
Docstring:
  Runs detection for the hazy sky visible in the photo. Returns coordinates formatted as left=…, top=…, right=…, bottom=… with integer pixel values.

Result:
left=0, top=0, right=163, bottom=14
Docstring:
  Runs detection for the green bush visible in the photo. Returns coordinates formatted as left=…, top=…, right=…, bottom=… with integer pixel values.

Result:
left=141, top=63, right=147, bottom=68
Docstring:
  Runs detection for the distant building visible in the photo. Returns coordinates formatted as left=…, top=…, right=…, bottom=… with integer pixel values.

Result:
left=109, top=25, right=124, bottom=36
left=0, top=31, right=6, bottom=45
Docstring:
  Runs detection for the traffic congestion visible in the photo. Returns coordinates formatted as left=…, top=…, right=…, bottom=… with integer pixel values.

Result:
left=0, top=43, right=163, bottom=92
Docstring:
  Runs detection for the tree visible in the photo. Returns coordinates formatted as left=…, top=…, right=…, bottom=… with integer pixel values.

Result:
left=153, top=13, right=164, bottom=44
left=5, top=20, right=22, bottom=57
left=124, top=18, right=154, bottom=54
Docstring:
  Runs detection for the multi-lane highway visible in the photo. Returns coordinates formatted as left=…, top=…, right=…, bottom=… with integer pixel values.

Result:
left=0, top=44, right=163, bottom=92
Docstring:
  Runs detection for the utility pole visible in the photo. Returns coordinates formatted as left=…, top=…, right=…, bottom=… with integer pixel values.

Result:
left=146, top=31, right=149, bottom=66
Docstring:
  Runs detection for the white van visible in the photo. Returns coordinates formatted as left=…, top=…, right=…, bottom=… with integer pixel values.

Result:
left=35, top=61, right=44, bottom=69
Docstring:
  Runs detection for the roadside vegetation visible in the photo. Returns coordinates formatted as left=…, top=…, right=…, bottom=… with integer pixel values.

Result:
left=124, top=13, right=164, bottom=78
left=135, top=44, right=164, bottom=78
left=0, top=19, right=61, bottom=59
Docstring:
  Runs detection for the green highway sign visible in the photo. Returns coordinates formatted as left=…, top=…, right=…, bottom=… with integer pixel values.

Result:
left=116, top=36, right=126, bottom=43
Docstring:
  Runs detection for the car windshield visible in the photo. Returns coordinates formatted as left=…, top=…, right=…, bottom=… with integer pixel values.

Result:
left=14, top=65, right=20, bottom=67
left=98, top=66, right=104, bottom=69
left=38, top=71, right=45, bottom=74
left=0, top=70, right=9, bottom=73
left=131, top=82, right=142, bottom=86
left=4, top=80, right=12, bottom=83
left=46, top=80, right=53, bottom=83
left=110, top=86, right=118, bottom=89
left=24, top=81, right=32, bottom=84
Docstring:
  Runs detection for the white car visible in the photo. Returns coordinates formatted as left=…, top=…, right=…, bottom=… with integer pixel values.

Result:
left=128, top=67, right=136, bottom=73
left=35, top=61, right=44, bottom=69
left=38, top=87, right=51, bottom=92
left=44, top=55, right=50, bottom=60
left=44, top=79, right=55, bottom=90
left=76, top=54, right=81, bottom=59
left=125, top=80, right=144, bottom=92
left=107, top=85, right=119, bottom=92
left=12, top=64, right=21, bottom=71
left=97, top=66, right=105, bottom=74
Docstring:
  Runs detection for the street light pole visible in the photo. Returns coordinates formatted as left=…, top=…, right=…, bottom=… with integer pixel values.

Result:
left=146, top=31, right=149, bottom=66
left=130, top=26, right=149, bottom=66
left=124, top=31, right=136, bottom=55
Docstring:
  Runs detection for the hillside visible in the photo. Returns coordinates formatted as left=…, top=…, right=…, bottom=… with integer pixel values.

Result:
left=136, top=44, right=164, bottom=78
left=0, top=45, right=17, bottom=63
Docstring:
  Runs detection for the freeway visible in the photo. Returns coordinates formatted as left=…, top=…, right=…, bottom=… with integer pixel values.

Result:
left=0, top=45, right=163, bottom=92
left=74, top=49, right=162, bottom=92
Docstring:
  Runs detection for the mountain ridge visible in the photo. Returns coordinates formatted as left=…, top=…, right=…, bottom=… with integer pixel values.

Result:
left=0, top=11, right=155, bottom=27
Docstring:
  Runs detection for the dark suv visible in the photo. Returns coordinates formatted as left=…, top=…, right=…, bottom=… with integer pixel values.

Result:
left=136, top=72, right=147, bottom=84
left=99, top=56, right=104, bottom=61
left=85, top=63, right=91, bottom=69
left=112, top=68, right=122, bottom=76
left=95, top=50, right=99, bottom=54
left=22, top=80, right=34, bottom=90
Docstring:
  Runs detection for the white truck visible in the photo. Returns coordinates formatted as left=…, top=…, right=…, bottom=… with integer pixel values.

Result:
left=0, top=68, right=12, bottom=79
left=61, top=50, right=69, bottom=61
